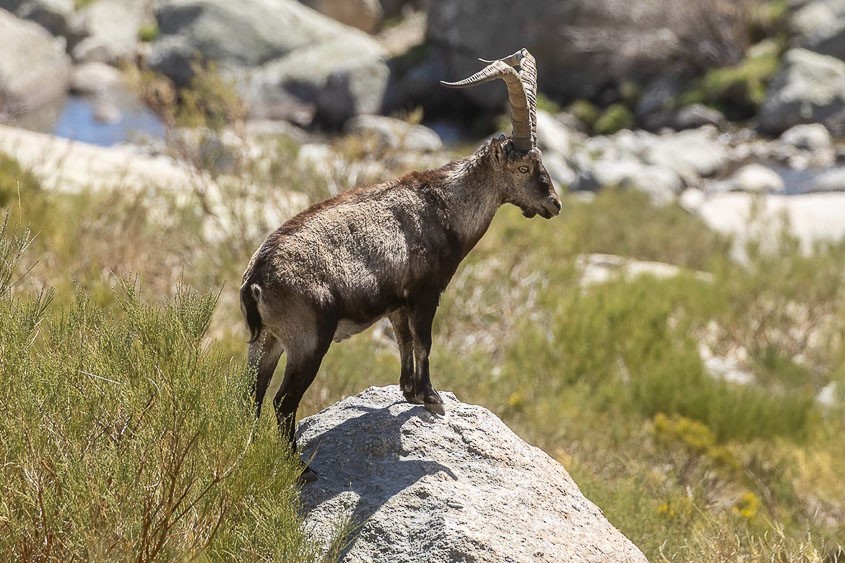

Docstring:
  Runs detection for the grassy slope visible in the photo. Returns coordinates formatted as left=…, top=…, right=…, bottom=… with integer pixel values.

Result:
left=1, top=135, right=844, bottom=561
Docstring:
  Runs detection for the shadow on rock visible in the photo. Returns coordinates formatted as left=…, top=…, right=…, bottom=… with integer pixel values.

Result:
left=296, top=400, right=457, bottom=556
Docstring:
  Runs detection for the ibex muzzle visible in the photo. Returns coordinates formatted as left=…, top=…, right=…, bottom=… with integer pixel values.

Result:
left=241, top=49, right=560, bottom=482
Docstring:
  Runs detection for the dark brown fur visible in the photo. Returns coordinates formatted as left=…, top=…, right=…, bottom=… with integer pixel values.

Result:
left=241, top=136, right=560, bottom=481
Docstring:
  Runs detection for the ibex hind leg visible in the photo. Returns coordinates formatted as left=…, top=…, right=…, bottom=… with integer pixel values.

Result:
left=247, top=333, right=284, bottom=420
left=273, top=324, right=334, bottom=484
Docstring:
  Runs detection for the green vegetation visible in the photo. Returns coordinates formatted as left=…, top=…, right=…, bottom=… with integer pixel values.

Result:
left=594, top=103, right=635, bottom=135
left=680, top=40, right=782, bottom=119
left=1, top=130, right=843, bottom=562
left=138, top=23, right=160, bottom=43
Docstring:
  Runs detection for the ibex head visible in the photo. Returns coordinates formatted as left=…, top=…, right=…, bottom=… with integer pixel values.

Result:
left=442, top=48, right=561, bottom=219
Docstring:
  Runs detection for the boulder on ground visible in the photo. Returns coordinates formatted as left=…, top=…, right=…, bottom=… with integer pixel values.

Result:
left=1, top=0, right=74, bottom=36
left=68, top=0, right=146, bottom=64
left=299, top=0, right=383, bottom=33
left=791, top=0, right=845, bottom=61
left=152, top=0, right=389, bottom=126
left=299, top=385, right=647, bottom=563
left=0, top=9, right=71, bottom=115
left=345, top=114, right=441, bottom=152
left=758, top=48, right=845, bottom=135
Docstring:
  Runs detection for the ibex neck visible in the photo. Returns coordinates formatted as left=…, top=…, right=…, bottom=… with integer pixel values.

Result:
left=441, top=155, right=503, bottom=250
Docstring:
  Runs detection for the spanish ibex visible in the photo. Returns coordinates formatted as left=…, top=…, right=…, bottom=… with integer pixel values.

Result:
left=241, top=49, right=560, bottom=481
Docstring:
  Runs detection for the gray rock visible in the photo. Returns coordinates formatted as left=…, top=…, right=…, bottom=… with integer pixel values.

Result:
left=791, top=0, right=845, bottom=60
left=1, top=0, right=74, bottom=36
left=345, top=114, right=441, bottom=152
left=758, top=48, right=845, bottom=135
left=246, top=32, right=388, bottom=127
left=147, top=34, right=197, bottom=88
left=153, top=0, right=388, bottom=126
left=68, top=0, right=146, bottom=64
left=644, top=127, right=728, bottom=179
left=299, top=386, right=647, bottom=563
left=0, top=9, right=71, bottom=115
left=712, top=163, right=786, bottom=194
left=426, top=0, right=750, bottom=107
left=805, top=166, right=845, bottom=191
left=154, top=0, right=341, bottom=68
left=779, top=122, right=833, bottom=151
left=70, top=61, right=123, bottom=95
left=535, top=109, right=577, bottom=158
left=300, top=0, right=383, bottom=33
left=573, top=157, right=682, bottom=205
left=669, top=104, right=726, bottom=131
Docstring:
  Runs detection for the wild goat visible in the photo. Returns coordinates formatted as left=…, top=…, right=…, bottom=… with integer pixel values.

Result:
left=241, top=49, right=561, bottom=481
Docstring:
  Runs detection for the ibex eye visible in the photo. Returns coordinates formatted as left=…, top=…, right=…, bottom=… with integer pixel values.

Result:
left=518, top=166, right=529, bottom=173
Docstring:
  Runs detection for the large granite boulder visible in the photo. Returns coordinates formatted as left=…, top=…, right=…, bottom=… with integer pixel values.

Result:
left=67, top=0, right=146, bottom=64
left=791, top=0, right=845, bottom=61
left=0, top=8, right=71, bottom=115
left=758, top=48, right=845, bottom=135
left=299, top=386, right=647, bottom=563
left=151, top=0, right=389, bottom=126
left=0, top=0, right=74, bottom=36
left=425, top=0, right=753, bottom=108
left=298, top=0, right=383, bottom=33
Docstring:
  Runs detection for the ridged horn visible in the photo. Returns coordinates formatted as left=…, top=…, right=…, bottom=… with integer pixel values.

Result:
left=441, top=50, right=535, bottom=152
left=479, top=49, right=537, bottom=149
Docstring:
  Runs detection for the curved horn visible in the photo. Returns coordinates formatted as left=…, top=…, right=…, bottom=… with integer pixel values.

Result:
left=441, top=56, right=533, bottom=152
left=479, top=49, right=537, bottom=149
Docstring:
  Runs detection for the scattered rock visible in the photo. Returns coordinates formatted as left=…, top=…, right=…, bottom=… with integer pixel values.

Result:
left=299, top=385, right=648, bottom=563
left=791, top=0, right=845, bottom=61
left=246, top=32, right=388, bottom=127
left=345, top=115, right=442, bottom=152
left=669, top=104, right=726, bottom=131
left=572, top=157, right=682, bottom=206
left=779, top=122, right=832, bottom=151
left=68, top=0, right=146, bottom=64
left=577, top=253, right=714, bottom=287
left=710, top=163, right=786, bottom=194
left=695, top=191, right=845, bottom=253
left=153, top=0, right=388, bottom=126
left=805, top=166, right=845, bottom=192
left=758, top=48, right=845, bottom=135
left=535, top=109, right=577, bottom=158
left=147, top=34, right=198, bottom=88
left=644, top=127, right=728, bottom=179
left=0, top=9, right=71, bottom=115
left=2, top=0, right=74, bottom=36
left=300, top=0, right=383, bottom=33
left=70, top=61, right=124, bottom=95
left=154, top=0, right=336, bottom=68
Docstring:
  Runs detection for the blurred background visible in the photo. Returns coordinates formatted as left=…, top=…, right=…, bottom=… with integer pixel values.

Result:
left=1, top=0, right=844, bottom=560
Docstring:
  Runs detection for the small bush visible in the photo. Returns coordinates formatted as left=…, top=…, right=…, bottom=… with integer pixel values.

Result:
left=593, top=103, right=635, bottom=135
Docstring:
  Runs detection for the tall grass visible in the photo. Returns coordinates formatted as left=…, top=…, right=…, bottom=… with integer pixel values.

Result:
left=0, top=220, right=323, bottom=561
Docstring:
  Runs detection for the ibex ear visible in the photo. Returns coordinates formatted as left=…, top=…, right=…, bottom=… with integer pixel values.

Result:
left=489, top=134, right=508, bottom=168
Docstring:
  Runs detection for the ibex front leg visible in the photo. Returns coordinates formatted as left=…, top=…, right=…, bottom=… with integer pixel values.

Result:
left=389, top=308, right=417, bottom=403
left=408, top=293, right=445, bottom=415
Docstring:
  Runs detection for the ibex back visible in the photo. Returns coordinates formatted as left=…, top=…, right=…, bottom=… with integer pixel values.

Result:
left=240, top=49, right=561, bottom=482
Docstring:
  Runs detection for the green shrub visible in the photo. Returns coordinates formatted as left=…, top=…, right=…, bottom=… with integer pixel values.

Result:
left=567, top=99, right=601, bottom=129
left=680, top=40, right=781, bottom=118
left=0, top=223, right=324, bottom=560
left=594, top=104, right=635, bottom=135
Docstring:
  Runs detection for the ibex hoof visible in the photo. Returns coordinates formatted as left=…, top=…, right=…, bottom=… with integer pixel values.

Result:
left=298, top=464, right=318, bottom=484
left=424, top=401, right=446, bottom=416
left=403, top=389, right=424, bottom=404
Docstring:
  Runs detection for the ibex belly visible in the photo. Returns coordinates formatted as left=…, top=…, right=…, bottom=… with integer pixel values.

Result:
left=333, top=317, right=381, bottom=342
